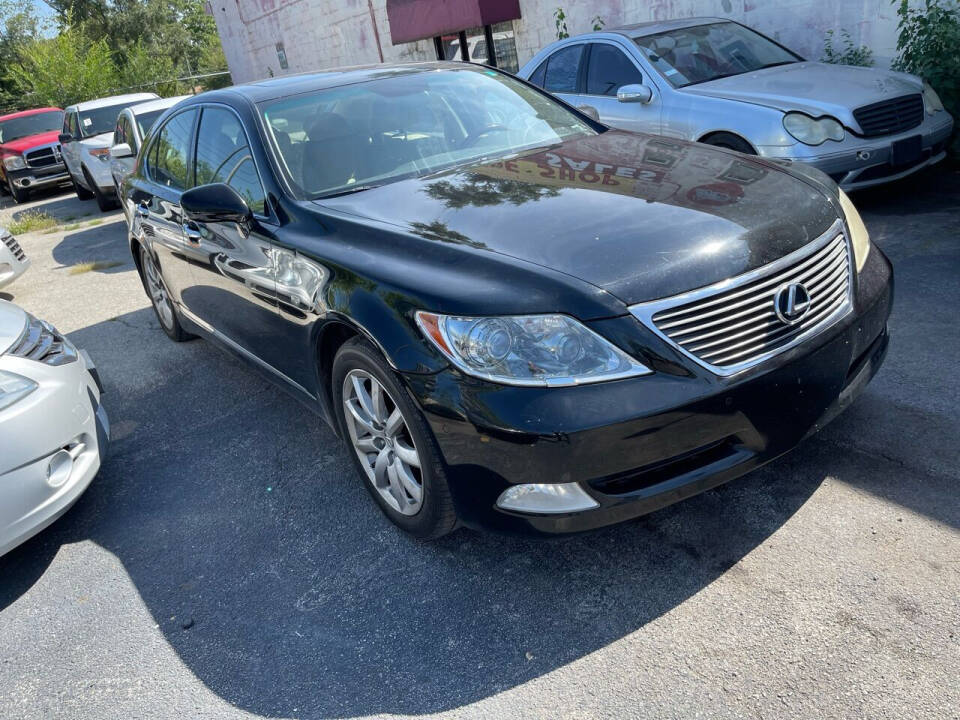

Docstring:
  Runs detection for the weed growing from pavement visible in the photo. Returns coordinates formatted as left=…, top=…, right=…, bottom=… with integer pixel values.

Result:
left=8, top=210, right=57, bottom=234
left=68, top=260, right=123, bottom=274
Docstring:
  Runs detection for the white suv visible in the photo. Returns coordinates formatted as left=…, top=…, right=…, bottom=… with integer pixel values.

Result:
left=59, top=93, right=158, bottom=211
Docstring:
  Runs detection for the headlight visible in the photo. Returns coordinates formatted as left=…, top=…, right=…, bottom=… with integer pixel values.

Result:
left=3, top=155, right=26, bottom=171
left=89, top=148, right=111, bottom=162
left=416, top=312, right=652, bottom=386
left=783, top=112, right=845, bottom=145
left=0, top=370, right=37, bottom=411
left=922, top=81, right=944, bottom=115
left=838, top=189, right=870, bottom=273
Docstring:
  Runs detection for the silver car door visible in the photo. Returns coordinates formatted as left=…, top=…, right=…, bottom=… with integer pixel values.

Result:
left=579, top=42, right=662, bottom=135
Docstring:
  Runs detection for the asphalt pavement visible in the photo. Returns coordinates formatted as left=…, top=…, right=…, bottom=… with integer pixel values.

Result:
left=0, top=168, right=957, bottom=720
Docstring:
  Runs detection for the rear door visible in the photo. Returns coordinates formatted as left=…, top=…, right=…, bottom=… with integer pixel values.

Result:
left=133, top=107, right=200, bottom=303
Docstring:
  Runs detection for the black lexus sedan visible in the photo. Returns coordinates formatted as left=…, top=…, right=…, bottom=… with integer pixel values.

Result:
left=120, top=62, right=892, bottom=538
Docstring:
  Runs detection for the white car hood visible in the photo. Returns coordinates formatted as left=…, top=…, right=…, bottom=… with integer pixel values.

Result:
left=0, top=300, right=27, bottom=355
left=680, top=62, right=922, bottom=127
left=80, top=132, right=114, bottom=149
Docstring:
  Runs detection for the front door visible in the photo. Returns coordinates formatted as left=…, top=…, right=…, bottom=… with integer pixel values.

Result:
left=61, top=111, right=82, bottom=182
left=578, top=42, right=661, bottom=135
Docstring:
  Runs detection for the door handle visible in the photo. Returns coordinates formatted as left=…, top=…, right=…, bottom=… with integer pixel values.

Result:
left=182, top=222, right=203, bottom=244
left=136, top=202, right=149, bottom=218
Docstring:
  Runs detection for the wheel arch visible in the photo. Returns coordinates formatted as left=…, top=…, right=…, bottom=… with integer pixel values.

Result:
left=697, top=130, right=758, bottom=154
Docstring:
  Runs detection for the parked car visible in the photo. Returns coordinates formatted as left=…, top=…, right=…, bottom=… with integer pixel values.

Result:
left=109, top=95, right=191, bottom=206
left=0, top=300, right=109, bottom=556
left=0, top=107, right=70, bottom=203
left=120, top=63, right=891, bottom=538
left=518, top=18, right=954, bottom=191
left=0, top=226, right=29, bottom=289
left=59, top=92, right=158, bottom=211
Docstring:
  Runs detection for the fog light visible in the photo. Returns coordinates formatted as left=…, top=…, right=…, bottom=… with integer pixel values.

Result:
left=496, top=482, right=599, bottom=514
left=46, top=449, right=73, bottom=488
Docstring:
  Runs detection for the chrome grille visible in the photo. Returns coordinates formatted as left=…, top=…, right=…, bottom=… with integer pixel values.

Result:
left=2, top=232, right=26, bottom=262
left=630, top=222, right=852, bottom=375
left=853, top=94, right=923, bottom=138
left=24, top=144, right=62, bottom=168
left=7, top=314, right=77, bottom=366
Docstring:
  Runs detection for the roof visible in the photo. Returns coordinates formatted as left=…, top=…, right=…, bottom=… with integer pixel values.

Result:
left=66, top=93, right=160, bottom=112
left=0, top=107, right=62, bottom=123
left=124, top=95, right=192, bottom=116
left=609, top=16, right=729, bottom=39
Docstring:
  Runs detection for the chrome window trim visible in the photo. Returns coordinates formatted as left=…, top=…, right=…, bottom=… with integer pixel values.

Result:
left=629, top=218, right=852, bottom=377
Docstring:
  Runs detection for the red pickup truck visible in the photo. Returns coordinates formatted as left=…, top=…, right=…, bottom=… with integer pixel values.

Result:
left=0, top=107, right=71, bottom=203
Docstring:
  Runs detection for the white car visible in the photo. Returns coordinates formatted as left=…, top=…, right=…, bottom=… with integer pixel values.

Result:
left=109, top=95, right=191, bottom=205
left=0, top=227, right=29, bottom=289
left=59, top=92, right=158, bottom=211
left=0, top=300, right=109, bottom=556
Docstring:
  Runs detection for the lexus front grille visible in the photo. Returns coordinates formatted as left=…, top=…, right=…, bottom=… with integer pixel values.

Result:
left=853, top=94, right=924, bottom=138
left=630, top=221, right=852, bottom=376
left=7, top=314, right=77, bottom=366
left=2, top=232, right=26, bottom=262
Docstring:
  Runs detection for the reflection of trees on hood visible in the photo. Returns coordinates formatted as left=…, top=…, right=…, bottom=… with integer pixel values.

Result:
left=409, top=221, right=486, bottom=249
left=424, top=173, right=560, bottom=209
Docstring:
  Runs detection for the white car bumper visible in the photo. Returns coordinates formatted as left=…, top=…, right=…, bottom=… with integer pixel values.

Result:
left=0, top=340, right=109, bottom=556
left=0, top=232, right=30, bottom=290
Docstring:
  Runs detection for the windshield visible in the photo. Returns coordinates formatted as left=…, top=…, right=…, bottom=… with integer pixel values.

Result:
left=260, top=66, right=596, bottom=199
left=634, top=21, right=801, bottom=88
left=135, top=109, right=167, bottom=139
left=0, top=110, right=64, bottom=143
left=79, top=103, right=139, bottom=138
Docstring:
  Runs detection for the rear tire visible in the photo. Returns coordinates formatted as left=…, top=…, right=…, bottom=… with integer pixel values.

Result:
left=139, top=244, right=193, bottom=342
left=332, top=337, right=458, bottom=539
left=72, top=173, right=94, bottom=200
left=701, top=132, right=756, bottom=155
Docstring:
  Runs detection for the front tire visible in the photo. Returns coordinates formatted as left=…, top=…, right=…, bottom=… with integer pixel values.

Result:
left=7, top=176, right=28, bottom=204
left=85, top=168, right=117, bottom=211
left=139, top=244, right=193, bottom=342
left=333, top=337, right=457, bottom=539
left=72, top=173, right=94, bottom=200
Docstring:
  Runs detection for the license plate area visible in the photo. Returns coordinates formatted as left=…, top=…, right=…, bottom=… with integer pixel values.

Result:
left=891, top=135, right=922, bottom=166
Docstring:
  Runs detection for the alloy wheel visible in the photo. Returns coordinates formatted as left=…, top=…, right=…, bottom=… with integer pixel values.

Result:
left=342, top=369, right=424, bottom=516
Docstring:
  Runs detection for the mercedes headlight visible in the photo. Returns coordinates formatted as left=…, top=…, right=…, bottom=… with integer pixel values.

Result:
left=0, top=370, right=37, bottom=411
left=838, top=189, right=870, bottom=273
left=922, top=81, right=944, bottom=115
left=783, top=112, right=845, bottom=145
left=3, top=155, right=26, bottom=171
left=416, top=312, right=652, bottom=386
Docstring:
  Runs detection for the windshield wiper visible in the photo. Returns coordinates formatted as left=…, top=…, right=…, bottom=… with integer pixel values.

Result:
left=314, top=183, right=381, bottom=199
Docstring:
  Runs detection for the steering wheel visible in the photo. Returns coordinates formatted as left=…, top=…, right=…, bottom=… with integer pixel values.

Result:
left=459, top=124, right=510, bottom=149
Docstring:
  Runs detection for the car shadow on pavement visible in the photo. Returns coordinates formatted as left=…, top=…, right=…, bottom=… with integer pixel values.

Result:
left=51, top=221, right=134, bottom=274
left=0, top=305, right=882, bottom=718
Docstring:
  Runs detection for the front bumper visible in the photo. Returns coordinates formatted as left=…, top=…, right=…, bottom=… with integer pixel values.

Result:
left=404, top=245, right=893, bottom=535
left=7, top=164, right=71, bottom=191
left=0, top=349, right=109, bottom=556
left=0, top=237, right=29, bottom=289
left=760, top=113, right=954, bottom=191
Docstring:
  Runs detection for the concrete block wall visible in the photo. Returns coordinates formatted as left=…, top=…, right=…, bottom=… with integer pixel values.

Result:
left=211, top=0, right=915, bottom=84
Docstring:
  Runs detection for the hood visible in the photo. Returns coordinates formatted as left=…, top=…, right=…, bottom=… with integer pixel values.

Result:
left=681, top=62, right=922, bottom=127
left=0, top=129, right=61, bottom=155
left=80, top=132, right=114, bottom=149
left=316, top=130, right=840, bottom=305
left=0, top=299, right=27, bottom=354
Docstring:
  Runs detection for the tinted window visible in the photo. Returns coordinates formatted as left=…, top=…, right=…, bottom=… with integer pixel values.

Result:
left=114, top=115, right=128, bottom=146
left=543, top=44, right=584, bottom=93
left=151, top=110, right=196, bottom=191
left=586, top=44, right=644, bottom=95
left=528, top=60, right=547, bottom=87
left=135, top=109, right=167, bottom=141
left=194, top=107, right=266, bottom=214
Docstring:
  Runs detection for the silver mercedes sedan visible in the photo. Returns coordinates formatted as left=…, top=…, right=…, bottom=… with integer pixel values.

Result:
left=518, top=18, right=954, bottom=191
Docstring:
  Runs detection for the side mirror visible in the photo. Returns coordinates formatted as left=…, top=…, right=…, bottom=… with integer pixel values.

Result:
left=109, top=143, right=133, bottom=159
left=181, top=183, right=253, bottom=226
left=58, top=133, right=73, bottom=144
left=616, top=84, right=653, bottom=104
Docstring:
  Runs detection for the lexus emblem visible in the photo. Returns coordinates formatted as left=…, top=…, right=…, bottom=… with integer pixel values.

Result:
left=774, top=283, right=811, bottom=325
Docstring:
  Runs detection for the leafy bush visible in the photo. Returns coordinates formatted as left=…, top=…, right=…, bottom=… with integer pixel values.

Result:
left=821, top=29, right=874, bottom=66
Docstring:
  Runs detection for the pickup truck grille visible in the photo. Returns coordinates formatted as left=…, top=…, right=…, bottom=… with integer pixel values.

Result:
left=2, top=232, right=26, bottom=262
left=24, top=144, right=62, bottom=168
left=853, top=94, right=923, bottom=138
left=7, top=314, right=77, bottom=366
left=630, top=222, right=852, bottom=375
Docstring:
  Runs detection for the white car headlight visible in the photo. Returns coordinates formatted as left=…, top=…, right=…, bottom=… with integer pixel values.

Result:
left=838, top=189, right=870, bottom=273
left=3, top=155, right=26, bottom=171
left=416, top=312, right=652, bottom=386
left=0, top=369, right=37, bottom=411
left=783, top=112, right=845, bottom=145
left=922, top=81, right=944, bottom=115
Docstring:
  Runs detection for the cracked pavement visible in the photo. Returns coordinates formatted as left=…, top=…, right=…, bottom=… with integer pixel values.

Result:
left=0, top=167, right=958, bottom=720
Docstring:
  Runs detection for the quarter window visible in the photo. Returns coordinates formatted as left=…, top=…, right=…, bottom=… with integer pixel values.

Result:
left=151, top=109, right=197, bottom=191
left=586, top=44, right=644, bottom=96
left=194, top=107, right=266, bottom=215
left=543, top=44, right=584, bottom=94
left=114, top=115, right=129, bottom=147
left=528, top=60, right=548, bottom=88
